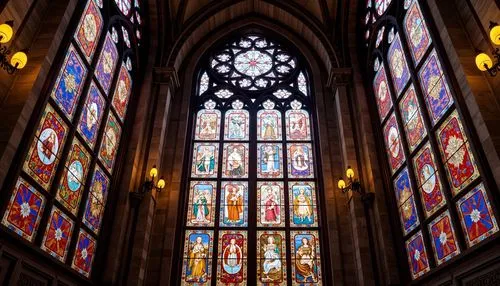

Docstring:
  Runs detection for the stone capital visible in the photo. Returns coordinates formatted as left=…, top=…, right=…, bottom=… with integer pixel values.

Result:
left=153, top=66, right=180, bottom=91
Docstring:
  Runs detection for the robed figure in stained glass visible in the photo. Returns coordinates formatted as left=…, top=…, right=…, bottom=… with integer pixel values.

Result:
left=196, top=146, right=215, bottom=174
left=293, top=187, right=313, bottom=224
left=295, top=237, right=317, bottom=282
left=222, top=238, right=242, bottom=274
left=187, top=236, right=209, bottom=282
left=263, top=186, right=280, bottom=224
left=227, top=148, right=244, bottom=176
left=226, top=185, right=243, bottom=223
left=262, top=114, right=278, bottom=139
left=193, top=190, right=210, bottom=223
left=262, top=236, right=282, bottom=282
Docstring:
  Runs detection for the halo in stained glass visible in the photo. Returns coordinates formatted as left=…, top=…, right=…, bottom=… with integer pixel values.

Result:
left=191, top=143, right=219, bottom=178
left=382, top=113, right=405, bottom=173
left=428, top=210, right=460, bottom=265
left=50, top=44, right=88, bottom=119
left=186, top=181, right=217, bottom=227
left=224, top=108, right=249, bottom=140
left=289, top=181, right=318, bottom=227
left=55, top=138, right=91, bottom=215
left=286, top=108, right=311, bottom=141
left=257, top=109, right=282, bottom=141
left=222, top=143, right=248, bottom=178
left=95, top=33, right=119, bottom=95
left=1, top=177, right=46, bottom=242
left=457, top=183, right=499, bottom=247
left=399, top=85, right=426, bottom=152
left=194, top=108, right=221, bottom=141
left=436, top=111, right=479, bottom=195
left=388, top=33, right=411, bottom=96
left=219, top=182, right=248, bottom=227
left=393, top=168, right=414, bottom=207
left=182, top=230, right=214, bottom=285
left=217, top=230, right=247, bottom=284
left=71, top=229, right=97, bottom=277
left=257, top=230, right=287, bottom=285
left=112, top=64, right=133, bottom=122
left=115, top=0, right=131, bottom=16
left=405, top=231, right=430, bottom=279
left=287, top=143, right=314, bottom=178
left=23, top=104, right=69, bottom=190
left=412, top=143, right=447, bottom=217
left=257, top=182, right=285, bottom=227
left=373, top=65, right=392, bottom=122
left=41, top=206, right=74, bottom=262
left=75, top=0, right=103, bottom=62
left=98, top=113, right=122, bottom=173
left=257, top=143, right=283, bottom=179
left=418, top=49, right=454, bottom=125
left=290, top=230, right=322, bottom=284
left=77, top=81, right=106, bottom=149
left=404, top=0, right=432, bottom=65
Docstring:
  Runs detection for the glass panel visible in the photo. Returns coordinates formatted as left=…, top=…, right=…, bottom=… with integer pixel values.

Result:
left=289, top=181, right=318, bottom=227
left=199, top=72, right=209, bottom=95
left=194, top=109, right=221, bottom=141
left=382, top=113, right=405, bottom=173
left=285, top=108, right=311, bottom=141
left=71, top=229, right=97, bottom=277
left=50, top=44, right=88, bottom=119
left=182, top=230, right=214, bottom=285
left=186, top=181, right=217, bottom=227
left=405, top=231, right=431, bottom=279
left=287, top=143, right=314, bottom=178
left=77, top=81, right=106, bottom=149
left=112, top=64, right=132, bottom=122
left=23, top=104, right=69, bottom=190
left=418, top=49, right=454, bottom=125
left=115, top=0, right=131, bottom=16
left=257, top=143, right=283, bottom=179
left=217, top=230, right=247, bottom=284
left=373, top=65, right=392, bottom=122
left=388, top=34, right=411, bottom=96
left=436, top=111, right=479, bottom=195
left=394, top=168, right=419, bottom=235
left=98, top=112, right=122, bottom=173
left=224, top=109, right=249, bottom=141
left=290, top=230, right=322, bottom=284
left=1, top=177, right=46, bottom=242
left=88, top=165, right=110, bottom=205
left=399, top=84, right=426, bottom=152
left=428, top=210, right=460, bottom=265
left=393, top=167, right=413, bottom=207
left=257, top=109, right=282, bottom=141
left=41, top=206, right=74, bottom=262
left=55, top=138, right=91, bottom=215
left=257, top=230, right=286, bottom=285
left=412, top=143, right=446, bottom=217
left=220, top=181, right=248, bottom=227
left=191, top=143, right=219, bottom=178
left=456, top=183, right=499, bottom=247
left=75, top=0, right=103, bottom=62
left=222, top=143, right=249, bottom=178
left=82, top=166, right=110, bottom=234
left=403, top=0, right=432, bottom=65
left=375, top=0, right=392, bottom=16
left=95, top=33, right=119, bottom=95
left=257, top=182, right=285, bottom=227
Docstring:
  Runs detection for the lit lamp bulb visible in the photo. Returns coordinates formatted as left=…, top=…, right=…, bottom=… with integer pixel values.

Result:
left=346, top=166, right=355, bottom=180
left=0, top=21, right=13, bottom=44
left=11, top=50, right=27, bottom=69
left=337, top=178, right=346, bottom=190
left=490, top=22, right=500, bottom=46
left=476, top=52, right=493, bottom=71
left=149, top=165, right=158, bottom=179
left=157, top=178, right=165, bottom=189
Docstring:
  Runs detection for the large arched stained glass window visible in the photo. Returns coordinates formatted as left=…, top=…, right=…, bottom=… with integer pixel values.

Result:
left=364, top=0, right=499, bottom=281
left=0, top=0, right=143, bottom=279
left=180, top=34, right=324, bottom=285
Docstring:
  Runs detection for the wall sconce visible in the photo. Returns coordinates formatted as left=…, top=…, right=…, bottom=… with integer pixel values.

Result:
left=142, top=165, right=165, bottom=193
left=0, top=21, right=28, bottom=74
left=337, top=166, right=374, bottom=204
left=475, top=21, right=500, bottom=77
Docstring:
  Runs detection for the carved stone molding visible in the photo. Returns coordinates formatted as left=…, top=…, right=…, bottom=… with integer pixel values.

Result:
left=327, top=67, right=353, bottom=89
left=153, top=67, right=180, bottom=91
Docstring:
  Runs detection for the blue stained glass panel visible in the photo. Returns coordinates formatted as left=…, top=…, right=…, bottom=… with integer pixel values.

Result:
left=388, top=34, right=411, bottom=96
left=77, top=81, right=106, bottom=149
left=95, top=33, right=119, bottom=95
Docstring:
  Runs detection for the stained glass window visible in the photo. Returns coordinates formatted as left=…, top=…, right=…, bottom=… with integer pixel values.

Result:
left=366, top=0, right=498, bottom=280
left=0, top=0, right=141, bottom=277
left=181, top=34, right=323, bottom=284
left=114, top=0, right=131, bottom=16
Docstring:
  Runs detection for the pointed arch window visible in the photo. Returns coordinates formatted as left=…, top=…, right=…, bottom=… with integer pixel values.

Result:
left=0, top=0, right=142, bottom=279
left=364, top=0, right=499, bottom=280
left=179, top=34, right=325, bottom=285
